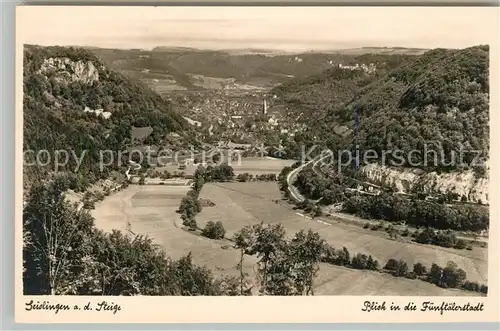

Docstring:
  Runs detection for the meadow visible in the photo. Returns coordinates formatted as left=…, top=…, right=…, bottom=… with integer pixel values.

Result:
left=92, top=181, right=485, bottom=296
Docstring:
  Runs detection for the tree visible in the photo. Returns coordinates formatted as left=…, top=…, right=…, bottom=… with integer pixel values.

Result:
left=23, top=179, right=95, bottom=295
left=237, top=173, right=251, bottom=182
left=232, top=226, right=256, bottom=295
left=351, top=253, right=369, bottom=270
left=82, top=191, right=95, bottom=209
left=178, top=194, right=201, bottom=220
left=413, top=262, right=427, bottom=276
left=384, top=259, right=399, bottom=271
left=462, top=281, right=480, bottom=292
left=250, top=223, right=287, bottom=293
left=182, top=214, right=198, bottom=230
left=428, top=263, right=443, bottom=286
left=337, top=247, right=351, bottom=266
left=288, top=230, right=326, bottom=295
left=415, top=228, right=434, bottom=244
left=193, top=177, right=205, bottom=193
left=165, top=253, right=224, bottom=295
left=366, top=255, right=379, bottom=270
left=454, top=239, right=467, bottom=250
left=391, top=260, right=409, bottom=277
left=442, top=261, right=467, bottom=288
left=201, top=221, right=226, bottom=240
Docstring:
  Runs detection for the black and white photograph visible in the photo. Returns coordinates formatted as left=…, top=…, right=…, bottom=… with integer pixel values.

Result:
left=17, top=5, right=496, bottom=314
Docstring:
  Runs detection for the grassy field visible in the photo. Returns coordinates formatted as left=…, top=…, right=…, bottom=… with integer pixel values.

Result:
left=197, top=182, right=488, bottom=285
left=230, top=157, right=295, bottom=175
left=91, top=185, right=257, bottom=280
left=155, top=157, right=295, bottom=177
left=91, top=181, right=485, bottom=295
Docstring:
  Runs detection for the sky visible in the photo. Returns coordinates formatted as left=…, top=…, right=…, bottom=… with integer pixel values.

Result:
left=17, top=6, right=499, bottom=52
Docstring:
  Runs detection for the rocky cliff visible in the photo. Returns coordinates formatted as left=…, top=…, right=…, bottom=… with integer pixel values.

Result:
left=361, top=163, right=489, bottom=204
left=37, top=57, right=100, bottom=85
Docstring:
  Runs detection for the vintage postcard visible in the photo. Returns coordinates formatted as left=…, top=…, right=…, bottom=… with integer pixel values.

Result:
left=15, top=5, right=499, bottom=323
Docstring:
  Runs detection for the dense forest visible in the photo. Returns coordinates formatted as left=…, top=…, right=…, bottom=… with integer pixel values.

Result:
left=23, top=45, right=198, bottom=189
left=275, top=46, right=490, bottom=172
left=272, top=53, right=413, bottom=123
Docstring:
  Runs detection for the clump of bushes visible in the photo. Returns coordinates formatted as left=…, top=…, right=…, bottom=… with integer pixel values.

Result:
left=382, top=258, right=487, bottom=294
left=255, top=173, right=277, bottom=181
left=415, top=228, right=470, bottom=250
left=182, top=216, right=197, bottom=231
left=342, top=193, right=489, bottom=232
left=351, top=253, right=379, bottom=270
left=321, top=245, right=379, bottom=271
left=413, top=262, right=427, bottom=276
left=202, top=221, right=226, bottom=240
left=194, top=164, right=234, bottom=182
left=384, top=259, right=409, bottom=277
left=322, top=245, right=351, bottom=266
left=237, top=173, right=253, bottom=182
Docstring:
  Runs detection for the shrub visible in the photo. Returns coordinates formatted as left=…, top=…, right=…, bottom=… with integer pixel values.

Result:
left=442, top=262, right=466, bottom=288
left=363, top=223, right=370, bottom=229
left=237, top=173, right=251, bottom=182
left=427, top=263, right=443, bottom=286
left=202, top=221, right=226, bottom=240
left=95, top=191, right=105, bottom=201
left=454, top=239, right=467, bottom=250
left=384, top=259, right=399, bottom=271
left=182, top=215, right=198, bottom=230
left=415, top=228, right=434, bottom=244
left=406, top=272, right=417, bottom=279
left=413, top=262, right=427, bottom=276
left=336, top=247, right=351, bottom=266
left=313, top=206, right=323, bottom=217
left=394, top=260, right=409, bottom=277
left=351, top=253, right=369, bottom=270
left=462, top=281, right=480, bottom=292
left=366, top=255, right=379, bottom=270
left=384, top=259, right=408, bottom=277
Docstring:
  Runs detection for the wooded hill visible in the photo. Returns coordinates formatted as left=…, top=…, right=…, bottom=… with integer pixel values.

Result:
left=274, top=45, right=490, bottom=172
left=23, top=45, right=198, bottom=189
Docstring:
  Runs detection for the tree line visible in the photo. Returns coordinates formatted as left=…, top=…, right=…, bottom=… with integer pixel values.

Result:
left=237, top=173, right=277, bottom=182
left=342, top=193, right=488, bottom=232
left=287, top=165, right=489, bottom=233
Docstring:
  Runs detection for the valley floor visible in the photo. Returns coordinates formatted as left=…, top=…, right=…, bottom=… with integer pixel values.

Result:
left=92, top=182, right=486, bottom=296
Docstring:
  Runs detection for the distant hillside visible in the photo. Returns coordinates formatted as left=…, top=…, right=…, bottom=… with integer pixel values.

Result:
left=275, top=45, right=490, bottom=172
left=329, top=47, right=429, bottom=56
left=23, top=45, right=197, bottom=188
left=90, top=47, right=418, bottom=90
left=271, top=53, right=413, bottom=123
